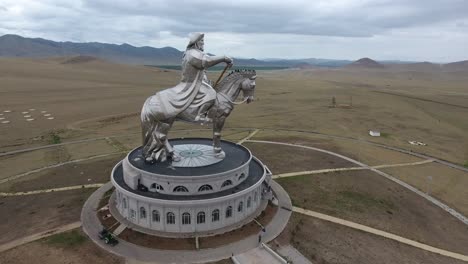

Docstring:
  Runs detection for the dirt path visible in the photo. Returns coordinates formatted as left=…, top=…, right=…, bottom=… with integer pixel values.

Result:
left=0, top=134, right=466, bottom=260
left=293, top=207, right=468, bottom=262
left=0, top=184, right=104, bottom=197
left=2, top=127, right=466, bottom=173
left=273, top=159, right=434, bottom=179
left=0, top=222, right=81, bottom=253
left=249, top=139, right=468, bottom=226
left=0, top=152, right=125, bottom=184
left=237, top=129, right=260, bottom=144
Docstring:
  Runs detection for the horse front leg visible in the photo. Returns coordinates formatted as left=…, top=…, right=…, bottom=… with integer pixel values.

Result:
left=150, top=120, right=177, bottom=162
left=213, top=116, right=226, bottom=159
left=159, top=119, right=180, bottom=162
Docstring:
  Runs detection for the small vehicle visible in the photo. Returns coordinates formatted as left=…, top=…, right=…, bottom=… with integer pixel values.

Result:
left=104, top=233, right=119, bottom=246
left=98, top=228, right=118, bottom=246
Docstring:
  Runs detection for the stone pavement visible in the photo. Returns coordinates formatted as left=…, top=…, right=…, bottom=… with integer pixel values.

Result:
left=81, top=181, right=292, bottom=263
left=234, top=246, right=282, bottom=264
left=277, top=244, right=312, bottom=264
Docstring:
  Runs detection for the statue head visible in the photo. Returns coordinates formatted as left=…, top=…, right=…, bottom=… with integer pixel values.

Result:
left=187, top=33, right=205, bottom=51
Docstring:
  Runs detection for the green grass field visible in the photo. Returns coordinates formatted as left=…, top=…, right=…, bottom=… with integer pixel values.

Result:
left=44, top=230, right=87, bottom=247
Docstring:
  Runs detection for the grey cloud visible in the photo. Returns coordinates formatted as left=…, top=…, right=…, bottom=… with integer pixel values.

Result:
left=1, top=0, right=467, bottom=61
left=80, top=0, right=468, bottom=37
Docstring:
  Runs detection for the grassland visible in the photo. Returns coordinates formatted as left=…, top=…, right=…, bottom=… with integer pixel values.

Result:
left=0, top=57, right=467, bottom=263
left=1, top=57, right=467, bottom=165
left=44, top=230, right=87, bottom=247
left=274, top=213, right=467, bottom=264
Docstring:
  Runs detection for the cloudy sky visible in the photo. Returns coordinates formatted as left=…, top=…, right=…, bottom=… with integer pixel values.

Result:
left=0, top=0, right=467, bottom=62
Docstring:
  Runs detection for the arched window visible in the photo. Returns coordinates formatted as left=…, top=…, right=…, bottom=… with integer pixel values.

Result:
left=238, top=173, right=246, bottom=181
left=247, top=196, right=252, bottom=208
left=151, top=183, right=164, bottom=191
left=122, top=198, right=127, bottom=209
left=254, top=191, right=258, bottom=202
left=198, top=184, right=213, bottom=192
left=238, top=201, right=244, bottom=212
left=130, top=209, right=136, bottom=219
left=152, top=210, right=160, bottom=222
left=226, top=206, right=232, bottom=218
left=167, top=212, right=175, bottom=224
left=221, top=180, right=233, bottom=188
left=197, top=212, right=206, bottom=224
left=173, top=186, right=189, bottom=192
left=182, top=212, right=191, bottom=225
left=212, top=209, right=220, bottom=222
left=140, top=207, right=146, bottom=219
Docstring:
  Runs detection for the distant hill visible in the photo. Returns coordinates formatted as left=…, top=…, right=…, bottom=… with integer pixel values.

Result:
left=0, top=34, right=182, bottom=65
left=291, top=62, right=320, bottom=69
left=443, top=60, right=468, bottom=71
left=391, top=62, right=444, bottom=72
left=2, top=34, right=465, bottom=70
left=345, top=58, right=385, bottom=69
left=0, top=34, right=353, bottom=68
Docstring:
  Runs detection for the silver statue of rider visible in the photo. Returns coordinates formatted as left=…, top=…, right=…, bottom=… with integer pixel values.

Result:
left=180, top=33, right=233, bottom=122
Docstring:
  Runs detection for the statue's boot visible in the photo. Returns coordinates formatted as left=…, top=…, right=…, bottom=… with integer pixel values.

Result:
left=194, top=103, right=213, bottom=123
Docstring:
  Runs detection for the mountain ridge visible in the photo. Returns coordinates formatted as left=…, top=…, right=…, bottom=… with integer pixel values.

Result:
left=1, top=34, right=467, bottom=70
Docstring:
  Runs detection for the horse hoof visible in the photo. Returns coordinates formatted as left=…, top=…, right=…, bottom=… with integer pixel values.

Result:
left=214, top=151, right=225, bottom=159
left=171, top=155, right=181, bottom=162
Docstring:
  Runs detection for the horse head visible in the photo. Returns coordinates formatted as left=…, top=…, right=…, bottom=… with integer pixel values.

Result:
left=240, top=71, right=256, bottom=104
left=217, top=69, right=256, bottom=104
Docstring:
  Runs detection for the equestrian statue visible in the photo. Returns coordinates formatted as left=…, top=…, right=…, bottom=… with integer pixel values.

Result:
left=141, top=33, right=256, bottom=163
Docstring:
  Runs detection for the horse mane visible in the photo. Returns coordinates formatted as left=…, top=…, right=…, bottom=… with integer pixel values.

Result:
left=215, top=69, right=256, bottom=90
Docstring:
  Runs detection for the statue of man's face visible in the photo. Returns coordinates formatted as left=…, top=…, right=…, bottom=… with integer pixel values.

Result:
left=196, top=38, right=205, bottom=51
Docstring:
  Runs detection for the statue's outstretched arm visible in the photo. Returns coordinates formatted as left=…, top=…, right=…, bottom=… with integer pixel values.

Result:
left=202, top=55, right=232, bottom=68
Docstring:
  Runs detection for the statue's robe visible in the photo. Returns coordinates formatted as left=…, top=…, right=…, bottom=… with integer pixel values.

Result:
left=146, top=49, right=216, bottom=121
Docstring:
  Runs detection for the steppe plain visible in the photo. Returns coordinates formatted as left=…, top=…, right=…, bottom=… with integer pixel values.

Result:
left=0, top=56, right=467, bottom=264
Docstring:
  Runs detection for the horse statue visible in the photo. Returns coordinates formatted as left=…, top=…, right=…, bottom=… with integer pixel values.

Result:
left=140, top=69, right=256, bottom=163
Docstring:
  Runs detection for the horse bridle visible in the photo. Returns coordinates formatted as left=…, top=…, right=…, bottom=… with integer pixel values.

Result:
left=218, top=92, right=249, bottom=105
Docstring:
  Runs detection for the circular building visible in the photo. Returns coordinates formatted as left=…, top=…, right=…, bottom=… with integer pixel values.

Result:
left=110, top=138, right=272, bottom=236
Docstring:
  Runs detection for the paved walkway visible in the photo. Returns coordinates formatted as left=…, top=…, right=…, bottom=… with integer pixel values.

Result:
left=0, top=184, right=103, bottom=197
left=113, top=223, right=127, bottom=236
left=234, top=246, right=282, bottom=264
left=277, top=244, right=312, bottom=264
left=0, top=221, right=81, bottom=253
left=248, top=140, right=468, bottom=226
left=293, top=207, right=468, bottom=262
left=81, top=181, right=292, bottom=263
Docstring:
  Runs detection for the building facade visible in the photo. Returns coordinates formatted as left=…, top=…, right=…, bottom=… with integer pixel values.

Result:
left=111, top=139, right=271, bottom=235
